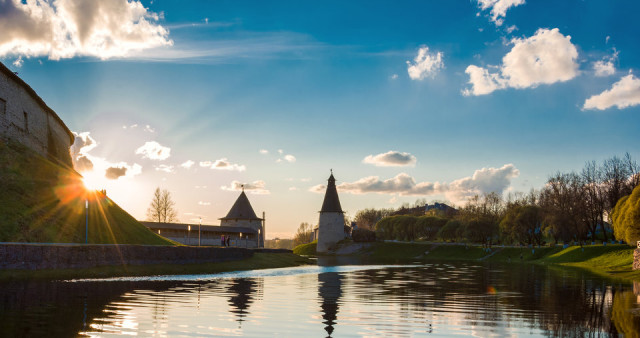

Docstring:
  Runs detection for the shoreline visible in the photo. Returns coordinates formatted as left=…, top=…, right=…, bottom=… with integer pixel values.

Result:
left=296, top=241, right=640, bottom=282
left=0, top=252, right=312, bottom=281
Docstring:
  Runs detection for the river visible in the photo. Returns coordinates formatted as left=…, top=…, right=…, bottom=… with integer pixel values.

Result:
left=1, top=259, right=639, bottom=337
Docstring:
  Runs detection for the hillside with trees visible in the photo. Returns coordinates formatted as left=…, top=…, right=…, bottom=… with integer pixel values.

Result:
left=358, top=153, right=639, bottom=247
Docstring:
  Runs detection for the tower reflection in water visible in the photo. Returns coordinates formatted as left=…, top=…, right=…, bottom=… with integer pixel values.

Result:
left=318, top=272, right=343, bottom=337
left=226, top=278, right=257, bottom=327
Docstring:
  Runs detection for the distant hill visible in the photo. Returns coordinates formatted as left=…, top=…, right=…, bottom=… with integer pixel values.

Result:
left=0, top=139, right=173, bottom=245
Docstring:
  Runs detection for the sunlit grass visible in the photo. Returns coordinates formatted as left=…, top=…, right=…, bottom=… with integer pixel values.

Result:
left=0, top=140, right=173, bottom=245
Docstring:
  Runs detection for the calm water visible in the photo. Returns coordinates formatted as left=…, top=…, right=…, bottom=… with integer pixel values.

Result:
left=2, top=260, right=640, bottom=337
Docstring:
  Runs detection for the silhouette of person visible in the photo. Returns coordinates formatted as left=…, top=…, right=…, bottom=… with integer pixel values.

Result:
left=227, top=236, right=231, bottom=247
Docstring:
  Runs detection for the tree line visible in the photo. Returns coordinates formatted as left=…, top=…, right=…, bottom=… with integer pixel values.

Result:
left=370, top=153, right=639, bottom=246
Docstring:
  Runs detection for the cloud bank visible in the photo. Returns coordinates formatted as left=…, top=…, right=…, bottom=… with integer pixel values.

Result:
left=310, top=164, right=519, bottom=205
left=363, top=151, right=417, bottom=167
left=463, top=28, right=578, bottom=96
left=583, top=74, right=640, bottom=110
left=0, top=0, right=172, bottom=60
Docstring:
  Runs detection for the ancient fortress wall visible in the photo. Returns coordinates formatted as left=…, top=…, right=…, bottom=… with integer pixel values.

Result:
left=0, top=62, right=74, bottom=167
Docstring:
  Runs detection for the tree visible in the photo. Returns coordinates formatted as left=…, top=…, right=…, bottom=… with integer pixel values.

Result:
left=611, top=184, right=640, bottom=245
left=293, top=222, right=314, bottom=246
left=354, top=208, right=394, bottom=230
left=147, top=187, right=178, bottom=223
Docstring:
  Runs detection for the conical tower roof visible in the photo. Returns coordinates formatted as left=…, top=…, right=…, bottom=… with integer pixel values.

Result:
left=220, top=190, right=262, bottom=220
left=320, top=171, right=343, bottom=213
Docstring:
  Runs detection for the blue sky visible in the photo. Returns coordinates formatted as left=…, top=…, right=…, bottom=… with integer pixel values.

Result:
left=2, top=0, right=639, bottom=238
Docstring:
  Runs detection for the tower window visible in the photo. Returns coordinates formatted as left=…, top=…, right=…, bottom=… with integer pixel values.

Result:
left=23, top=111, right=28, bottom=131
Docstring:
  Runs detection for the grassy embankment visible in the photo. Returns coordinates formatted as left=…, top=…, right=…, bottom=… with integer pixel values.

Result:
left=0, top=252, right=311, bottom=281
left=294, top=240, right=640, bottom=281
left=0, top=140, right=173, bottom=245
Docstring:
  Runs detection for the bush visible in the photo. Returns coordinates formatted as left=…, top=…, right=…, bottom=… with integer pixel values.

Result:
left=352, top=228, right=376, bottom=242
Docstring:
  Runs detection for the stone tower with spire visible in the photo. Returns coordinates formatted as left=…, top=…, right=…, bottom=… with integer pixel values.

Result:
left=220, top=186, right=264, bottom=247
left=317, top=170, right=345, bottom=253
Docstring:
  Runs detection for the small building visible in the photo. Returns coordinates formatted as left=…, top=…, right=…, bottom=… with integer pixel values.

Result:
left=142, top=222, right=258, bottom=246
left=317, top=171, right=346, bottom=253
left=220, top=188, right=265, bottom=248
left=0, top=61, right=74, bottom=167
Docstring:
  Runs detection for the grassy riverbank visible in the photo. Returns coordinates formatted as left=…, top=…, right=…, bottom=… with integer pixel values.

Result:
left=296, top=240, right=640, bottom=281
left=0, top=252, right=312, bottom=281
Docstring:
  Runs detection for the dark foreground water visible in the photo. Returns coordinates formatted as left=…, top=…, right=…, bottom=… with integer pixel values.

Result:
left=2, top=260, right=640, bottom=337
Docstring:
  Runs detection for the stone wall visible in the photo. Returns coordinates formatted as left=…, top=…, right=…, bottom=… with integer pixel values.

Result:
left=0, top=244, right=254, bottom=270
left=634, top=249, right=640, bottom=270
left=0, top=62, right=73, bottom=167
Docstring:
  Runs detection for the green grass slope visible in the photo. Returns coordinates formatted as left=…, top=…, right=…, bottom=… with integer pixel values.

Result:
left=0, top=140, right=173, bottom=245
left=293, top=241, right=317, bottom=255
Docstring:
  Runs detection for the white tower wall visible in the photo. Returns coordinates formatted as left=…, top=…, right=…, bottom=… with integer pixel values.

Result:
left=317, top=212, right=345, bottom=253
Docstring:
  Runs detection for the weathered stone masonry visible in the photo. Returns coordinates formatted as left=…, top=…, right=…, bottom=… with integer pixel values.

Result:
left=0, top=62, right=74, bottom=167
left=0, top=244, right=292, bottom=270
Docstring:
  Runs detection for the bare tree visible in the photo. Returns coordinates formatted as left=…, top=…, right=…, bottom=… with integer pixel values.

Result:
left=293, top=222, right=314, bottom=246
left=147, top=187, right=178, bottom=223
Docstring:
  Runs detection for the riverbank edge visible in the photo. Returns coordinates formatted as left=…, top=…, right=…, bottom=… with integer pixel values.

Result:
left=0, top=252, right=312, bottom=281
left=306, top=241, right=640, bottom=282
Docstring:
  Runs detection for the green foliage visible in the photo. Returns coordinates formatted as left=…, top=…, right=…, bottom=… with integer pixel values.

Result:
left=375, top=215, right=447, bottom=241
left=293, top=240, right=317, bottom=256
left=611, top=185, right=640, bottom=245
left=0, top=140, right=173, bottom=245
left=352, top=228, right=376, bottom=242
left=500, top=205, right=543, bottom=245
left=437, top=219, right=462, bottom=242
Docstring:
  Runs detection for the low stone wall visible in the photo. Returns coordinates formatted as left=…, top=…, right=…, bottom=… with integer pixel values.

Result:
left=0, top=244, right=254, bottom=270
left=634, top=249, right=640, bottom=270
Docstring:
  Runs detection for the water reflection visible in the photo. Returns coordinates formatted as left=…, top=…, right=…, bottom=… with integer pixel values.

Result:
left=318, top=272, right=342, bottom=337
left=227, top=279, right=257, bottom=326
left=0, top=262, right=639, bottom=336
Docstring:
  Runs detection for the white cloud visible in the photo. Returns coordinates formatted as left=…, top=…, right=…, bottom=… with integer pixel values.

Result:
left=406, top=46, right=444, bottom=80
left=100, top=162, right=141, bottom=180
left=198, top=201, right=211, bottom=206
left=505, top=25, right=518, bottom=34
left=583, top=74, right=640, bottom=110
left=180, top=160, right=195, bottom=169
left=200, top=158, right=246, bottom=171
left=284, top=154, right=296, bottom=163
left=278, top=149, right=284, bottom=154
left=444, top=164, right=520, bottom=204
left=309, top=164, right=519, bottom=205
left=476, top=0, right=525, bottom=26
left=0, top=0, right=172, bottom=60
left=390, top=74, right=398, bottom=80
left=221, top=180, right=270, bottom=195
left=259, top=149, right=269, bottom=155
left=135, top=141, right=171, bottom=160
left=593, top=51, right=618, bottom=77
left=144, top=125, right=155, bottom=133
left=363, top=151, right=417, bottom=167
left=463, top=28, right=579, bottom=96
left=289, top=187, right=298, bottom=191
left=12, top=56, right=23, bottom=67
left=154, top=164, right=174, bottom=173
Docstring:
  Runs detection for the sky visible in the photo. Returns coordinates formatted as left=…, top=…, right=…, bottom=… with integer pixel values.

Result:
left=1, top=0, right=639, bottom=239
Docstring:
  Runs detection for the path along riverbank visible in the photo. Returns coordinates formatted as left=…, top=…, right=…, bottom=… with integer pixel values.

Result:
left=0, top=243, right=311, bottom=280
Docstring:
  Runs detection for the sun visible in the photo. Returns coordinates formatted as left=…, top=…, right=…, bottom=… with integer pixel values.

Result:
left=82, top=170, right=106, bottom=191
